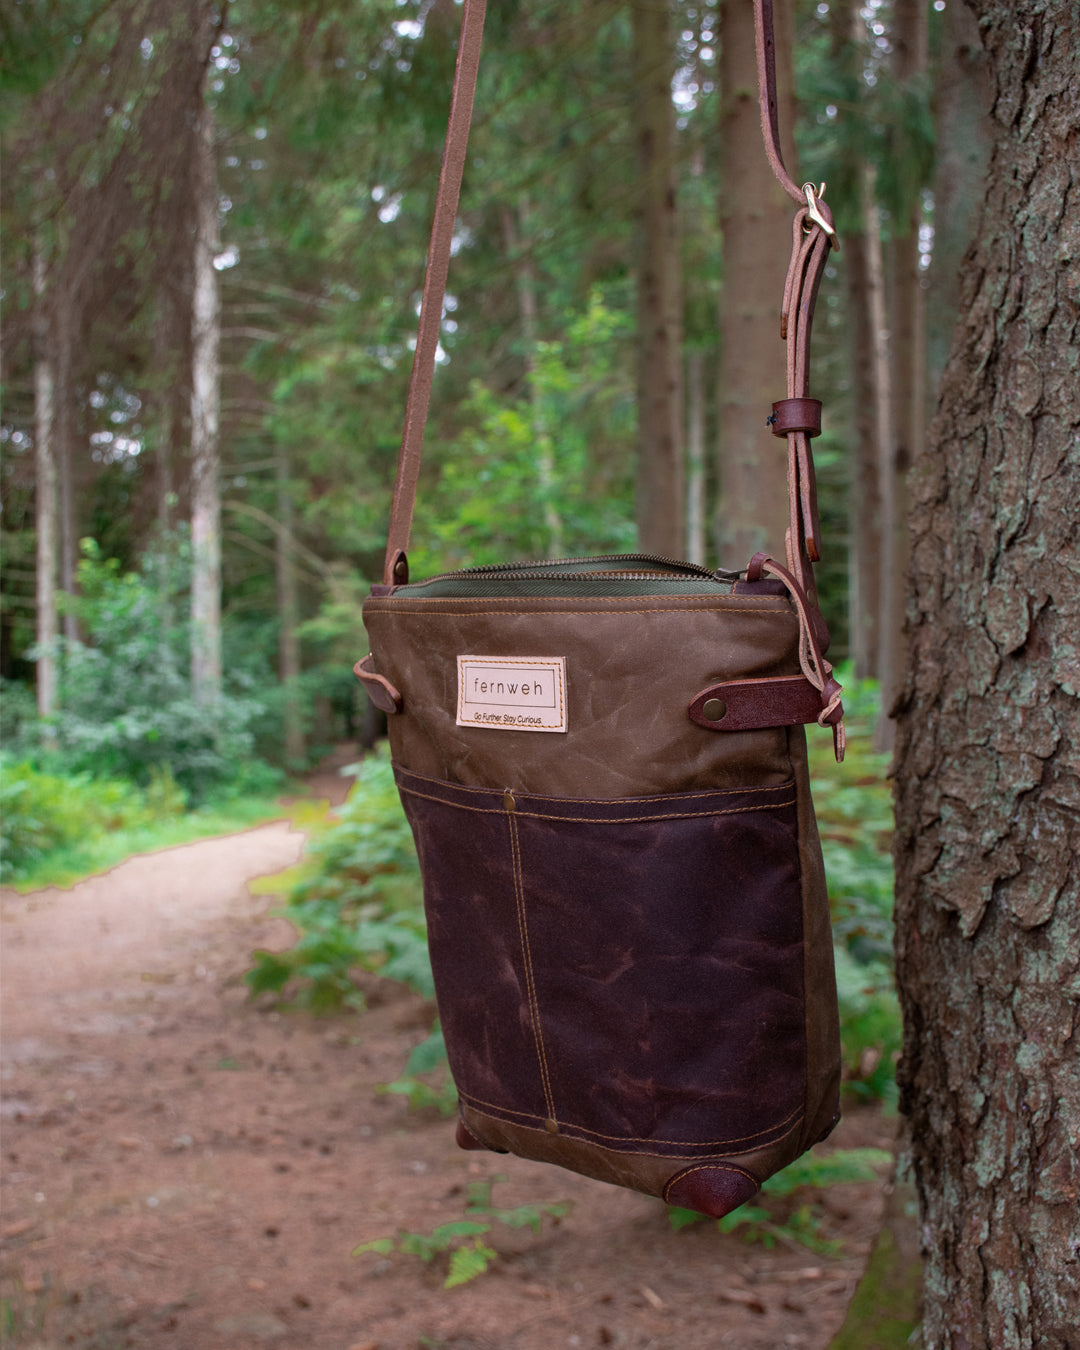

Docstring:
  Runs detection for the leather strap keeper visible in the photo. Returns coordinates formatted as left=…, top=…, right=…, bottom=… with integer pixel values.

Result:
left=689, top=674, right=832, bottom=732
left=770, top=397, right=822, bottom=438
left=353, top=655, right=403, bottom=715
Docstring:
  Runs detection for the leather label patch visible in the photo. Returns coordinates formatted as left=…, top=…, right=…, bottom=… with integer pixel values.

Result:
left=456, top=656, right=567, bottom=733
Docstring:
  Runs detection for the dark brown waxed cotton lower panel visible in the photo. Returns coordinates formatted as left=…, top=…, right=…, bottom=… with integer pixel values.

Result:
left=395, top=765, right=807, bottom=1162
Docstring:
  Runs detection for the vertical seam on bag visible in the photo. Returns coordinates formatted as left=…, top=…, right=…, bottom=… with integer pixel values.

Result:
left=791, top=725, right=813, bottom=1154
left=507, top=808, right=557, bottom=1127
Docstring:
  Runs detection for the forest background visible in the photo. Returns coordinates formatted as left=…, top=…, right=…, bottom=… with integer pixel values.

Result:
left=0, top=0, right=970, bottom=1323
left=2, top=0, right=969, bottom=781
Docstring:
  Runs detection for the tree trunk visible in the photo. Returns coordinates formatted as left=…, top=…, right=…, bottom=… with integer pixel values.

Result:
left=714, top=0, right=796, bottom=566
left=275, top=444, right=304, bottom=767
left=844, top=228, right=882, bottom=681
left=685, top=349, right=707, bottom=566
left=893, top=3, right=1080, bottom=1344
left=190, top=102, right=222, bottom=707
left=33, top=249, right=59, bottom=723
left=926, top=0, right=993, bottom=399
left=501, top=202, right=564, bottom=559
left=631, top=0, right=683, bottom=558
left=860, top=162, right=898, bottom=752
left=54, top=311, right=79, bottom=642
left=877, top=0, right=928, bottom=752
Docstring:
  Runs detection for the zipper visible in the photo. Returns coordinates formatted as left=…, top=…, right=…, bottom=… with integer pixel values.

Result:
left=401, top=553, right=740, bottom=588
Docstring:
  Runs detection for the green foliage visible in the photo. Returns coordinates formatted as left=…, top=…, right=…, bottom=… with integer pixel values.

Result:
left=25, top=539, right=280, bottom=802
left=410, top=292, right=636, bottom=579
left=246, top=750, right=429, bottom=1011
left=353, top=1175, right=570, bottom=1289
left=669, top=1147, right=893, bottom=1256
left=0, top=754, right=282, bottom=888
left=0, top=757, right=178, bottom=881
left=379, top=1022, right=458, bottom=1117
left=809, top=674, right=901, bottom=1104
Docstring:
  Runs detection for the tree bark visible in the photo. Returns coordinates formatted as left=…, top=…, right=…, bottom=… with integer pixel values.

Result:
left=190, top=101, right=222, bottom=707
left=893, top=3, right=1080, bottom=1344
left=631, top=0, right=683, bottom=558
left=714, top=0, right=796, bottom=566
left=33, top=248, right=59, bottom=723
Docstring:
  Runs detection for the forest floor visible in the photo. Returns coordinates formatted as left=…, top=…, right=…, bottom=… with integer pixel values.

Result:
left=1, top=753, right=896, bottom=1350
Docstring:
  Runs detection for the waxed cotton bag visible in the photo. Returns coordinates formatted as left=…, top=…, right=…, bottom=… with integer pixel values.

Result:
left=355, top=0, right=846, bottom=1220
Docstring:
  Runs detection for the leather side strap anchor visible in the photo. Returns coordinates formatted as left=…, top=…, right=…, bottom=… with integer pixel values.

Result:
left=691, top=553, right=846, bottom=761
left=354, top=654, right=403, bottom=715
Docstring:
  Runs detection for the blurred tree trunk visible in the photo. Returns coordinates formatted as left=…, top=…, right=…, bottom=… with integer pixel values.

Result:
left=831, top=0, right=881, bottom=678
left=54, top=310, right=79, bottom=642
left=190, top=101, right=222, bottom=707
left=927, top=0, right=993, bottom=399
left=275, top=445, right=304, bottom=766
left=501, top=201, right=563, bottom=559
left=33, top=248, right=59, bottom=723
left=863, top=158, right=897, bottom=750
left=631, top=0, right=683, bottom=558
left=714, top=0, right=795, bottom=566
left=685, top=349, right=707, bottom=565
left=877, top=0, right=928, bottom=752
left=845, top=227, right=882, bottom=681
left=893, top=2, right=1080, bottom=1343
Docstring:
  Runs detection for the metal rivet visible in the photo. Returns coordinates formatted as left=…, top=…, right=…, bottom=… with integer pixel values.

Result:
left=393, top=558, right=408, bottom=580
left=703, top=698, right=727, bottom=721
left=544, top=1117, right=559, bottom=1135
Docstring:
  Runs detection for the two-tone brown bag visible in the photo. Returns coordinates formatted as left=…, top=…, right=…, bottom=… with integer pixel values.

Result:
left=356, top=0, right=846, bottom=1219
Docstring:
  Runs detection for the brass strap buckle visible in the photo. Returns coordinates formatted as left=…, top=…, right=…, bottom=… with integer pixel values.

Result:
left=802, top=182, right=839, bottom=251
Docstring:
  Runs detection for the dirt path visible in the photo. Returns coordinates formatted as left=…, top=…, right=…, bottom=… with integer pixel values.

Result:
left=1, top=794, right=893, bottom=1350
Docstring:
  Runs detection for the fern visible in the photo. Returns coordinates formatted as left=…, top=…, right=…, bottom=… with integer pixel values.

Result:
left=445, top=1239, right=499, bottom=1288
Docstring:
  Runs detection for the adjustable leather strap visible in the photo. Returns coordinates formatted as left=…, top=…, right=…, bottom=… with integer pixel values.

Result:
left=381, top=0, right=836, bottom=597
left=382, top=0, right=487, bottom=587
left=753, top=2, right=837, bottom=593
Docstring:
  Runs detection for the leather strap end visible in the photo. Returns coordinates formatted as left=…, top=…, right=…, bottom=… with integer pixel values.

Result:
left=353, top=655, right=403, bottom=715
left=689, top=675, right=830, bottom=732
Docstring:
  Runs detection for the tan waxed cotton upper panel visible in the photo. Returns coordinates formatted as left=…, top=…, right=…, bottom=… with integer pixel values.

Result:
left=362, top=593, right=802, bottom=798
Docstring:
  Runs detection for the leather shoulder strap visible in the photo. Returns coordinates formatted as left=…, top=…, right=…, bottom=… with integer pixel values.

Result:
left=380, top=0, right=836, bottom=590
left=382, top=0, right=487, bottom=586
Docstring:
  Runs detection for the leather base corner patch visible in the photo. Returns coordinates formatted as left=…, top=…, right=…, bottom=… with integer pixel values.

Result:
left=456, top=656, right=567, bottom=733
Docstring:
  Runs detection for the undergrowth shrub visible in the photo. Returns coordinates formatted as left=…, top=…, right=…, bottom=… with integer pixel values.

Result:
left=0, top=757, right=185, bottom=882
left=26, top=538, right=277, bottom=801
left=809, top=673, right=901, bottom=1107
left=246, top=750, right=429, bottom=1011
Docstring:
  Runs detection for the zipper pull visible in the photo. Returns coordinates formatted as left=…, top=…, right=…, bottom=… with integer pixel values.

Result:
left=503, top=788, right=516, bottom=812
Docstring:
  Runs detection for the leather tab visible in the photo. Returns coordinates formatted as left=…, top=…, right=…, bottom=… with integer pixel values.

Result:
left=689, top=675, right=829, bottom=732
left=353, top=654, right=403, bottom=715
left=770, top=397, right=822, bottom=438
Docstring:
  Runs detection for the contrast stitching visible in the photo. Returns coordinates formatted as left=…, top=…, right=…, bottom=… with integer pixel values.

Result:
left=397, top=782, right=796, bottom=822
left=507, top=809, right=557, bottom=1126
left=457, top=1089, right=802, bottom=1149
left=662, top=1162, right=761, bottom=1205
left=460, top=1099, right=805, bottom=1158
left=394, top=765, right=795, bottom=806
